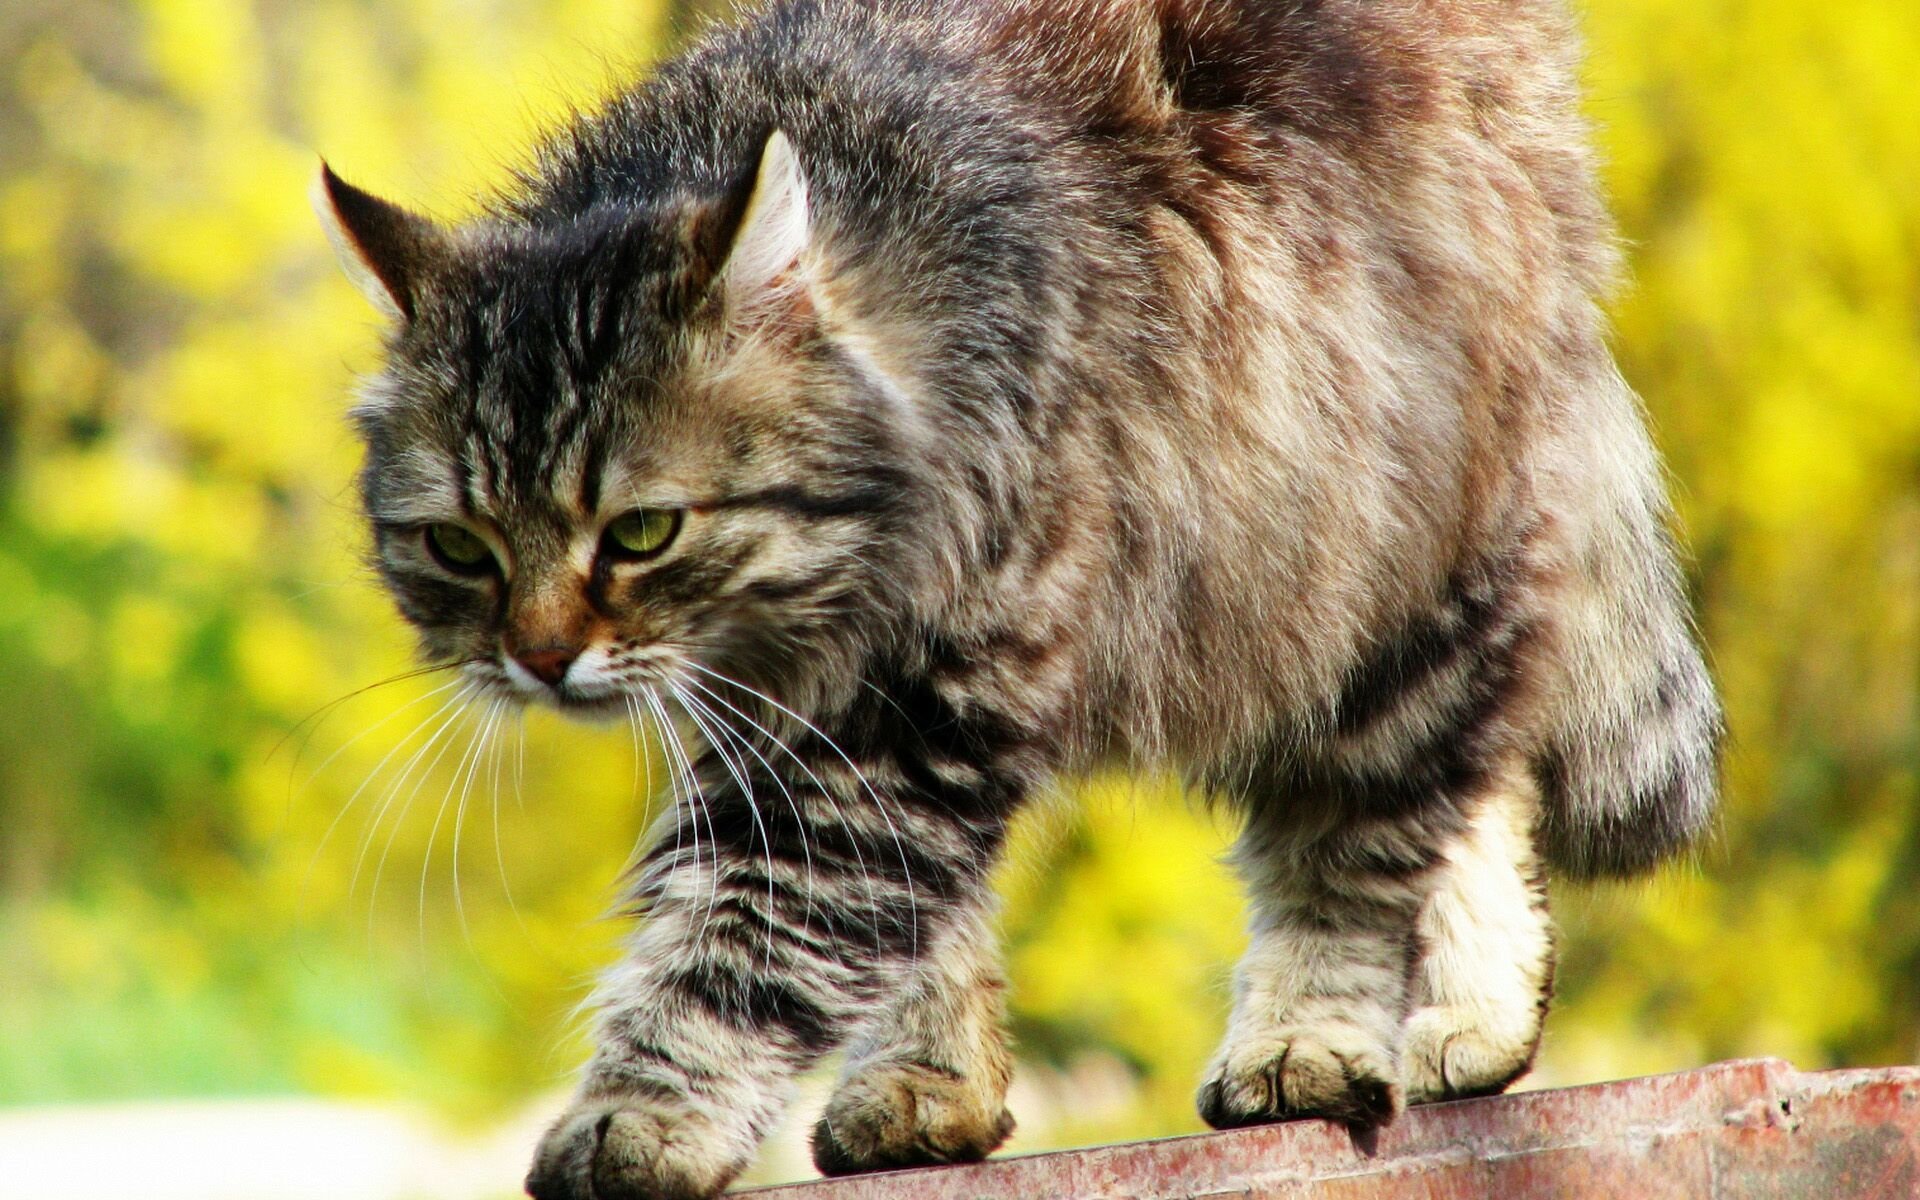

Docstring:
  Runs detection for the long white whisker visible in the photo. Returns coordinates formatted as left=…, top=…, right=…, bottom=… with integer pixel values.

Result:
left=300, top=681, right=472, bottom=919
left=489, top=705, right=532, bottom=942
left=421, top=698, right=490, bottom=943
left=363, top=693, right=474, bottom=937
left=297, top=677, right=468, bottom=807
left=347, top=685, right=475, bottom=907
left=682, top=660, right=919, bottom=959
left=443, top=698, right=506, bottom=952
left=513, top=710, right=527, bottom=810
left=632, top=690, right=687, bottom=908
left=670, top=682, right=783, bottom=969
left=644, top=688, right=722, bottom=946
left=627, top=692, right=688, bottom=907
left=679, top=674, right=836, bottom=951
left=679, top=681, right=822, bottom=931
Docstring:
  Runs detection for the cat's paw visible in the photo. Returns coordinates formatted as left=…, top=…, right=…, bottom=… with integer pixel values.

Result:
left=1401, top=1005, right=1539, bottom=1104
left=810, top=1062, right=1015, bottom=1176
left=525, top=1101, right=735, bottom=1200
left=1198, top=1027, right=1402, bottom=1129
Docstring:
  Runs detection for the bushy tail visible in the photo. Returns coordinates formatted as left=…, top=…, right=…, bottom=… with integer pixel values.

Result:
left=1530, top=408, right=1724, bottom=878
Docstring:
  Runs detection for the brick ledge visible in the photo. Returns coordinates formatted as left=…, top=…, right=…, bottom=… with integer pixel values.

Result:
left=743, top=1058, right=1920, bottom=1198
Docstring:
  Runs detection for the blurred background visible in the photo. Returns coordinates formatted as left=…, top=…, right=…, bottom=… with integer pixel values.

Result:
left=1, top=0, right=1916, bottom=1195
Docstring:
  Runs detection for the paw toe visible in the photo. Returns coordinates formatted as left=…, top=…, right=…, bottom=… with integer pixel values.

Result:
left=1403, top=1009, right=1538, bottom=1104
left=1199, top=1032, right=1402, bottom=1129
left=526, top=1103, right=723, bottom=1200
left=812, top=1065, right=1014, bottom=1175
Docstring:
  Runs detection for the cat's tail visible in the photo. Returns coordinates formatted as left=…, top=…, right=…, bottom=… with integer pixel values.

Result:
left=1527, top=395, right=1724, bottom=879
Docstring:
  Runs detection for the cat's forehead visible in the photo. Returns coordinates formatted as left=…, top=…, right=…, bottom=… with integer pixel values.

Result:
left=426, top=221, right=689, bottom=388
left=364, top=223, right=699, bottom=502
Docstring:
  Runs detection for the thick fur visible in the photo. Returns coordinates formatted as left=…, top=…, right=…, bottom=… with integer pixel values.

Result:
left=317, top=0, right=1721, bottom=1196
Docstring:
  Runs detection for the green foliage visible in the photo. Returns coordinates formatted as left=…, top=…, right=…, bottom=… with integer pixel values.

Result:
left=1, top=0, right=1915, bottom=1152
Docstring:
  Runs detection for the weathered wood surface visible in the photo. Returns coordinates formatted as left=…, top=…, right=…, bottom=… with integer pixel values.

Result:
left=743, top=1058, right=1920, bottom=1199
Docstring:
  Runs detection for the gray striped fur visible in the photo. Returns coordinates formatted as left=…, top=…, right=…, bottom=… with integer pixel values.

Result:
left=314, top=0, right=1721, bottom=1195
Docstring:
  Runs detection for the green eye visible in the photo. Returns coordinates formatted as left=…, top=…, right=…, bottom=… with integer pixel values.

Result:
left=425, top=523, right=493, bottom=573
left=604, top=508, right=681, bottom=559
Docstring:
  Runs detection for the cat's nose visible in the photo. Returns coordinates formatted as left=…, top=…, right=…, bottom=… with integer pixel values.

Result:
left=512, top=645, right=579, bottom=687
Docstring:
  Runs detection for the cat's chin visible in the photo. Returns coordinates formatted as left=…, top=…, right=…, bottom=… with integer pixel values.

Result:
left=541, top=691, right=640, bottom=725
left=487, top=679, right=638, bottom=724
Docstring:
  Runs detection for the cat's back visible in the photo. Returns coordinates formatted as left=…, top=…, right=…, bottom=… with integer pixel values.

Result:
left=959, top=0, right=1612, bottom=281
left=939, top=0, right=1646, bottom=751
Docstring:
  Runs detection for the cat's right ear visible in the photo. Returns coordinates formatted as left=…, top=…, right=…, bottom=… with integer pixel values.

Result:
left=310, top=162, right=446, bottom=323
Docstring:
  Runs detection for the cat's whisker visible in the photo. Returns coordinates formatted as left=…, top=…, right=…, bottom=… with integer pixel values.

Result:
left=268, top=657, right=483, bottom=770
left=488, top=704, right=532, bottom=940
left=622, top=684, right=678, bottom=880
left=627, top=692, right=694, bottom=915
left=348, top=709, right=460, bottom=910
left=625, top=691, right=647, bottom=808
left=679, top=674, right=844, bottom=957
left=443, top=698, right=508, bottom=953
left=653, top=692, right=714, bottom=945
left=289, top=675, right=470, bottom=822
left=629, top=689, right=687, bottom=908
left=635, top=695, right=661, bottom=855
left=668, top=682, right=788, bottom=970
left=688, top=664, right=916, bottom=951
left=677, top=681, right=824, bottom=943
left=629, top=687, right=668, bottom=864
left=513, top=708, right=528, bottom=810
left=359, top=690, right=476, bottom=937
left=300, top=680, right=474, bottom=917
left=418, top=696, right=493, bottom=943
left=643, top=688, right=722, bottom=945
left=334, top=684, right=475, bottom=908
left=683, top=660, right=920, bottom=959
left=665, top=691, right=728, bottom=948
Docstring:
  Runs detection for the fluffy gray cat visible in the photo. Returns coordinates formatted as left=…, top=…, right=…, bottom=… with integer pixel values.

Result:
left=313, top=0, right=1721, bottom=1196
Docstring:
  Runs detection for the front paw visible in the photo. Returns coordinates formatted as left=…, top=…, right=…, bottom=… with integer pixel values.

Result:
left=811, top=1062, right=1015, bottom=1176
left=526, top=1100, right=737, bottom=1200
left=1198, top=1026, right=1402, bottom=1129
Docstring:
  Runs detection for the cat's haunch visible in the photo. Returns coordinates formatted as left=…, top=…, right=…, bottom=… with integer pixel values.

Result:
left=315, top=1, right=1721, bottom=1196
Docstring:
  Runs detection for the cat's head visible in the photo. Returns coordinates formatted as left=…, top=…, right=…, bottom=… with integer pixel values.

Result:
left=314, top=133, right=928, bottom=717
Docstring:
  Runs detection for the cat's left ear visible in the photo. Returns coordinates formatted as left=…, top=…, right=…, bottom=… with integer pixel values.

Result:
left=687, top=130, right=815, bottom=321
left=310, top=161, right=447, bottom=322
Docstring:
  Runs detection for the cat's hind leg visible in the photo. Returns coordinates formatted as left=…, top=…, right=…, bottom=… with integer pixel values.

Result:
left=810, top=898, right=1016, bottom=1175
left=1197, top=805, right=1441, bottom=1129
left=1403, top=770, right=1553, bottom=1103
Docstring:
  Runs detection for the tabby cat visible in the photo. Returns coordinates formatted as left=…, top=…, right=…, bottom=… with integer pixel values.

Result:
left=313, top=0, right=1721, bottom=1195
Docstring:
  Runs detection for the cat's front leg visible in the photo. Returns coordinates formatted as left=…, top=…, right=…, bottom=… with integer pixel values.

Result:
left=527, top=787, right=899, bottom=1200
left=810, top=898, right=1015, bottom=1175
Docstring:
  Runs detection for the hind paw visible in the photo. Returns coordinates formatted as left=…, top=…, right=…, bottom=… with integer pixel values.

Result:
left=1402, top=1006, right=1539, bottom=1104
left=1198, top=1027, right=1402, bottom=1129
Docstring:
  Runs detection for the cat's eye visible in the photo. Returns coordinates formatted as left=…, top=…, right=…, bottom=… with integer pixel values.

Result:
left=424, top=523, right=495, bottom=574
left=603, top=508, right=682, bottom=560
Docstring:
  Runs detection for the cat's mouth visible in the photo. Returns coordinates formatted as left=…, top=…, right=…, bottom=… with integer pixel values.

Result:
left=503, top=683, right=639, bottom=724
left=549, top=692, right=635, bottom=722
left=491, top=655, right=647, bottom=721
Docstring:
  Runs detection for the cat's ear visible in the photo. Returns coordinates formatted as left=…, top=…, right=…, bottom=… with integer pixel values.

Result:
left=723, top=130, right=811, bottom=297
left=685, top=129, right=814, bottom=320
left=310, top=162, right=446, bottom=322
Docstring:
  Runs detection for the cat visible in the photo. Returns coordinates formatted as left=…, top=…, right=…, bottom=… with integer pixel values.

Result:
left=313, top=0, right=1722, bottom=1196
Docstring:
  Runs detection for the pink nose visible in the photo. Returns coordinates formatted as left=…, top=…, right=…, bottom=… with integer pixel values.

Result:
left=513, top=646, right=578, bottom=687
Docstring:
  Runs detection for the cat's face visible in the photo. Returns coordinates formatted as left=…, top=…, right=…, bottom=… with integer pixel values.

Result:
left=319, top=134, right=919, bottom=716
